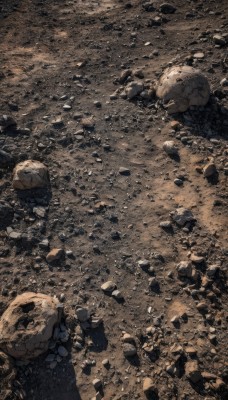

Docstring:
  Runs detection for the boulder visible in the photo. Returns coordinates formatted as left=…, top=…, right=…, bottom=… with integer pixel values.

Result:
left=156, top=66, right=210, bottom=113
left=12, top=160, right=49, bottom=190
left=0, top=292, right=60, bottom=359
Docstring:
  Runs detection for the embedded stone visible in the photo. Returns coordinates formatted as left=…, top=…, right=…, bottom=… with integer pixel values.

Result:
left=156, top=66, right=210, bottom=113
left=12, top=160, right=49, bottom=190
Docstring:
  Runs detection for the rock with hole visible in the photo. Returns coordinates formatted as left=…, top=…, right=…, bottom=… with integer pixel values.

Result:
left=0, top=292, right=60, bottom=359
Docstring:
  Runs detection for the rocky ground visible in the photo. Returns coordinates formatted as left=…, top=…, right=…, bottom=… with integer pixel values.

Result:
left=0, top=1, right=228, bottom=399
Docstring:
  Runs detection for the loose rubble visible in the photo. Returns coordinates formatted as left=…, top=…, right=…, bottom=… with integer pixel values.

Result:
left=0, top=1, right=227, bottom=400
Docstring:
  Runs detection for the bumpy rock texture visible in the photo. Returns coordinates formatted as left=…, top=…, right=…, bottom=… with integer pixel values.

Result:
left=0, top=292, right=60, bottom=359
left=12, top=160, right=49, bottom=190
left=156, top=65, right=210, bottom=113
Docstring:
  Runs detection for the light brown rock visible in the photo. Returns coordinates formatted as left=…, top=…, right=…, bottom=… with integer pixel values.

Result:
left=46, top=248, right=64, bottom=263
left=185, top=361, right=202, bottom=383
left=121, top=333, right=135, bottom=344
left=177, top=261, right=192, bottom=278
left=196, top=301, right=208, bottom=313
left=143, top=377, right=158, bottom=395
left=101, top=281, right=116, bottom=292
left=190, top=254, right=205, bottom=264
left=125, top=80, right=144, bottom=99
left=156, top=65, right=210, bottom=113
left=13, top=160, right=49, bottom=190
left=0, top=292, right=60, bottom=359
left=81, top=117, right=95, bottom=129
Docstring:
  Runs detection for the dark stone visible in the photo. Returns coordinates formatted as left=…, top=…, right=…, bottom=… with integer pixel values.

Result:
left=160, top=3, right=176, bottom=14
left=0, top=149, right=14, bottom=167
left=0, top=202, right=14, bottom=229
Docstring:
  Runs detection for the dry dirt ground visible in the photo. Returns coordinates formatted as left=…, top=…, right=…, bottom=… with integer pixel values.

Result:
left=0, top=1, right=228, bottom=400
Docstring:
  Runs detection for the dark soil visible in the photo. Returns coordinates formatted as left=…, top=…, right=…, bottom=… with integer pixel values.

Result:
left=0, top=1, right=227, bottom=400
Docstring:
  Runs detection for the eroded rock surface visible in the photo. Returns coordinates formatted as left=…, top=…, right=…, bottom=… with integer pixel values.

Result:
left=156, top=66, right=210, bottom=113
left=12, top=160, right=49, bottom=190
left=0, top=292, right=60, bottom=359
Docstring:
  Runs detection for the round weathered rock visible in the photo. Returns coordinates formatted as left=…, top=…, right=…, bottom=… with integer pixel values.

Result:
left=57, top=345, right=68, bottom=358
left=12, top=160, right=49, bottom=190
left=101, top=281, right=116, bottom=292
left=203, top=162, right=217, bottom=178
left=124, top=80, right=144, bottom=100
left=76, top=307, right=90, bottom=322
left=163, top=140, right=178, bottom=156
left=0, top=292, right=60, bottom=359
left=156, top=66, right=210, bottom=113
left=123, top=343, right=137, bottom=357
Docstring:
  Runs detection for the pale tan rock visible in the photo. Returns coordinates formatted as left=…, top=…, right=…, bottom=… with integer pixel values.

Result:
left=101, top=281, right=116, bottom=292
left=185, top=361, right=202, bottom=383
left=0, top=292, right=60, bottom=359
left=125, top=80, right=144, bottom=99
left=185, top=346, right=197, bottom=356
left=190, top=253, right=205, bottom=264
left=121, top=333, right=135, bottom=343
left=13, top=160, right=49, bottom=190
left=81, top=117, right=95, bottom=129
left=156, top=65, right=210, bottom=113
left=143, top=377, right=158, bottom=395
left=212, top=378, right=226, bottom=391
left=196, top=301, right=208, bottom=313
left=46, top=248, right=64, bottom=263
